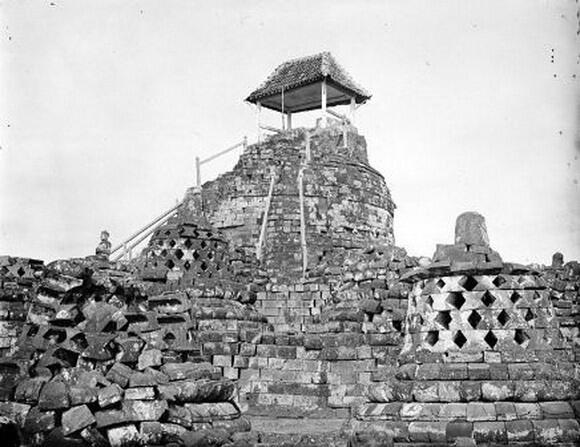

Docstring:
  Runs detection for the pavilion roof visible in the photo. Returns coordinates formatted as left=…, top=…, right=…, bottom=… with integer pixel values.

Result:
left=245, top=52, right=371, bottom=112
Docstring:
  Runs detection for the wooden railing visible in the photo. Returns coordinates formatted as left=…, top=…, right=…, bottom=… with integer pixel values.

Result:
left=195, top=136, right=247, bottom=187
left=111, top=203, right=182, bottom=262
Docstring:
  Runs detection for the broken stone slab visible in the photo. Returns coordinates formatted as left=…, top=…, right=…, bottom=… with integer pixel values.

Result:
left=0, top=402, right=31, bottom=426
left=14, top=377, right=48, bottom=404
left=61, top=404, right=95, bottom=435
left=124, top=387, right=155, bottom=400
left=455, top=212, right=489, bottom=247
left=160, top=362, right=220, bottom=381
left=107, top=424, right=141, bottom=447
left=23, top=407, right=55, bottom=433
left=69, top=386, right=98, bottom=406
left=105, top=362, right=133, bottom=388
left=128, top=368, right=169, bottom=387
left=158, top=379, right=236, bottom=403
left=95, top=409, right=130, bottom=428
left=38, top=381, right=69, bottom=410
left=80, top=427, right=109, bottom=447
left=140, top=421, right=187, bottom=445
left=185, top=402, right=240, bottom=423
left=97, top=383, right=123, bottom=408
left=123, top=399, right=168, bottom=422
left=137, top=348, right=162, bottom=370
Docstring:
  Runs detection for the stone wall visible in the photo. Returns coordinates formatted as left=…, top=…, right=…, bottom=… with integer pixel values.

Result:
left=191, top=125, right=395, bottom=279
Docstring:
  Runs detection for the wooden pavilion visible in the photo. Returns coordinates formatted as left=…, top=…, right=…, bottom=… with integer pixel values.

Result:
left=245, top=52, right=371, bottom=131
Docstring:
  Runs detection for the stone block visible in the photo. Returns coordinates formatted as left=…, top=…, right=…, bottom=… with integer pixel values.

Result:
left=506, top=420, right=534, bottom=442
left=38, top=381, right=69, bottom=410
left=97, top=384, right=123, bottom=408
left=481, top=381, right=513, bottom=401
left=533, top=419, right=564, bottom=444
left=473, top=421, right=507, bottom=443
left=123, top=399, right=167, bottom=422
left=495, top=402, right=517, bottom=421
left=124, top=387, right=155, bottom=400
left=107, top=424, right=141, bottom=447
left=105, top=362, right=133, bottom=387
left=69, top=386, right=98, bottom=406
left=95, top=409, right=129, bottom=428
left=445, top=421, right=473, bottom=442
left=137, top=349, right=162, bottom=370
left=539, top=401, right=574, bottom=419
left=62, top=405, right=95, bottom=435
left=466, top=402, right=496, bottom=421
left=14, top=378, right=47, bottom=404
left=459, top=382, right=481, bottom=402
left=23, top=407, right=55, bottom=433
left=559, top=419, right=580, bottom=443
left=438, top=382, right=461, bottom=402
left=438, top=403, right=467, bottom=420
left=514, top=402, right=541, bottom=419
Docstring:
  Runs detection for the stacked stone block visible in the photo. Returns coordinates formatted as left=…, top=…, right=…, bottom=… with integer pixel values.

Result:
left=0, top=257, right=44, bottom=356
left=352, top=214, right=580, bottom=446
left=192, top=125, right=395, bottom=279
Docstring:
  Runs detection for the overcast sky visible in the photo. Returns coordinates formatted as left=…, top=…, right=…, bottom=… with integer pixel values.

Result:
left=1, top=0, right=578, bottom=264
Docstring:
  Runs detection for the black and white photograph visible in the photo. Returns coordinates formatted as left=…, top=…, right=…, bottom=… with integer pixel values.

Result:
left=0, top=1, right=578, bottom=446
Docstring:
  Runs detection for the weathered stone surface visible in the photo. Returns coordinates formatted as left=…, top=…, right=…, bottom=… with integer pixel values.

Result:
left=123, top=399, right=168, bottom=422
left=107, top=424, right=140, bottom=447
left=137, top=349, right=162, bottom=371
left=454, top=212, right=489, bottom=247
left=97, top=384, right=123, bottom=408
left=38, top=381, right=69, bottom=410
left=61, top=405, right=95, bottom=435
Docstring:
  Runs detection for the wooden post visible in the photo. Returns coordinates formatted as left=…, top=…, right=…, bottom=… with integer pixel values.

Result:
left=195, top=156, right=201, bottom=187
left=256, top=102, right=262, bottom=142
left=350, top=97, right=356, bottom=126
left=287, top=112, right=292, bottom=130
left=321, top=79, right=327, bottom=128
left=281, top=88, right=285, bottom=130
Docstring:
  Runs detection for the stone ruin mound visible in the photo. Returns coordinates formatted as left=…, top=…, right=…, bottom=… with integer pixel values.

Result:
left=0, top=215, right=270, bottom=447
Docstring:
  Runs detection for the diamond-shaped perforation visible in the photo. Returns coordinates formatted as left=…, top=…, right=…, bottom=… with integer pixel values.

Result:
left=192, top=250, right=200, bottom=260
left=165, top=259, right=175, bottom=269
left=510, top=291, right=521, bottom=305
left=175, top=249, right=184, bottom=260
left=481, top=291, right=496, bottom=307
left=524, top=309, right=534, bottom=322
left=484, top=330, right=498, bottom=349
left=425, top=331, right=439, bottom=346
left=492, top=275, right=506, bottom=288
left=425, top=296, right=434, bottom=308
left=514, top=329, right=530, bottom=346
left=446, top=292, right=466, bottom=310
left=184, top=239, right=193, bottom=249
left=497, top=310, right=510, bottom=326
left=453, top=331, right=467, bottom=349
left=460, top=276, right=479, bottom=292
left=467, top=310, right=482, bottom=329
left=169, top=239, right=176, bottom=248
left=435, top=311, right=452, bottom=330
left=436, top=278, right=446, bottom=290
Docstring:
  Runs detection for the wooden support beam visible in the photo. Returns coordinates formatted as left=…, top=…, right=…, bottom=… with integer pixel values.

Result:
left=321, top=79, right=327, bottom=128
left=195, top=156, right=201, bottom=187
left=287, top=112, right=292, bottom=130
left=256, top=171, right=277, bottom=261
left=256, top=101, right=262, bottom=142
left=298, top=167, right=308, bottom=277
left=350, top=97, right=356, bottom=125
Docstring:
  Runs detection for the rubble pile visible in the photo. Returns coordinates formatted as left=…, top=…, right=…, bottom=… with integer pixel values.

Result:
left=352, top=213, right=580, bottom=446
left=543, top=253, right=580, bottom=363
left=0, top=217, right=273, bottom=446
left=0, top=257, right=45, bottom=356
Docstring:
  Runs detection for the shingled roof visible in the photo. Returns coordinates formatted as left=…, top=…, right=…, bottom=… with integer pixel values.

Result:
left=245, top=52, right=371, bottom=113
